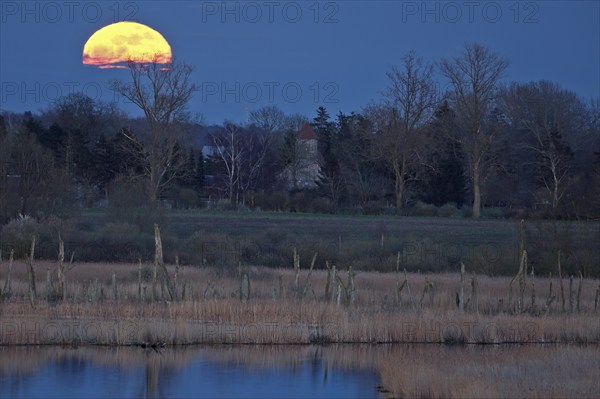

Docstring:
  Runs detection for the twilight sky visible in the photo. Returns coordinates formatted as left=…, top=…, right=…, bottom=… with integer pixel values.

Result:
left=1, top=1, right=599, bottom=124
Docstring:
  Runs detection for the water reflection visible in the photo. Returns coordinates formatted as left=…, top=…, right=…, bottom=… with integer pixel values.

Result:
left=0, top=346, right=381, bottom=399
left=2, top=344, right=598, bottom=398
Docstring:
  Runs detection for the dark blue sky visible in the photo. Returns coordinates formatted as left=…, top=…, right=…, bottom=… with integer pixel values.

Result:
left=1, top=1, right=599, bottom=124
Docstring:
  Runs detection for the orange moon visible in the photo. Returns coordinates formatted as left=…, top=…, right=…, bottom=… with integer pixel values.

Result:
left=83, top=21, right=172, bottom=69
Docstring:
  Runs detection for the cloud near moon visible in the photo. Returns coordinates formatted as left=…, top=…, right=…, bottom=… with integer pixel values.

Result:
left=83, top=21, right=172, bottom=69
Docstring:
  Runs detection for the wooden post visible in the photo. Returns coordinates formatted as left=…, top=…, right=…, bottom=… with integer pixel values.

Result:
left=329, top=265, right=337, bottom=303
left=293, top=247, right=300, bottom=295
left=325, top=261, right=332, bottom=300
left=26, top=236, right=37, bottom=304
left=545, top=275, right=555, bottom=312
left=138, top=259, right=142, bottom=301
left=458, top=262, right=465, bottom=312
left=46, top=268, right=52, bottom=301
left=2, top=249, right=14, bottom=299
left=558, top=250, right=565, bottom=312
left=278, top=274, right=284, bottom=300
left=174, top=256, right=180, bottom=302
left=576, top=272, right=583, bottom=312
left=154, top=224, right=174, bottom=301
left=240, top=272, right=250, bottom=302
left=347, top=266, right=355, bottom=306
left=518, top=250, right=527, bottom=312
left=530, top=275, right=536, bottom=313
left=302, top=252, right=317, bottom=299
left=57, top=237, right=65, bottom=300
left=471, top=275, right=478, bottom=313
left=112, top=272, right=117, bottom=301
left=569, top=275, right=574, bottom=313
left=404, top=268, right=415, bottom=310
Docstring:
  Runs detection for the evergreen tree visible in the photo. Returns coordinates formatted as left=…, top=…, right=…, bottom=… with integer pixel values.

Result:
left=110, top=128, right=146, bottom=177
left=93, top=134, right=115, bottom=193
left=423, top=101, right=467, bottom=207
left=312, top=106, right=338, bottom=174
left=178, top=147, right=196, bottom=188
left=0, top=115, right=7, bottom=139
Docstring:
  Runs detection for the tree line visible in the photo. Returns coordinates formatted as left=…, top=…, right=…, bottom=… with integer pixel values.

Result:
left=0, top=43, right=598, bottom=222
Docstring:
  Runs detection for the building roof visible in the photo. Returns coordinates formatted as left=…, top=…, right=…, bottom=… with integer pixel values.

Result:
left=298, top=123, right=317, bottom=140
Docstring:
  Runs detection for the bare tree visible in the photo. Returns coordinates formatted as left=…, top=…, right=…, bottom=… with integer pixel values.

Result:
left=210, top=122, right=245, bottom=204
left=440, top=43, right=509, bottom=218
left=283, top=113, right=309, bottom=134
left=501, top=81, right=587, bottom=209
left=248, top=106, right=286, bottom=135
left=366, top=51, right=438, bottom=214
left=110, top=56, right=196, bottom=205
left=247, top=106, right=287, bottom=190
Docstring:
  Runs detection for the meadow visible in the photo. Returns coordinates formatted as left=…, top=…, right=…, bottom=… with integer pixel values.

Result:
left=2, top=209, right=598, bottom=276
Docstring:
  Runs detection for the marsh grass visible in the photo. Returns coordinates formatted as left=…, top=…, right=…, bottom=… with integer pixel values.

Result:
left=0, top=260, right=598, bottom=346
left=377, top=344, right=600, bottom=399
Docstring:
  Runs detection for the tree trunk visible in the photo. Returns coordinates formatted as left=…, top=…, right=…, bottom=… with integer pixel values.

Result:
left=394, top=162, right=404, bottom=215
left=472, top=165, right=481, bottom=218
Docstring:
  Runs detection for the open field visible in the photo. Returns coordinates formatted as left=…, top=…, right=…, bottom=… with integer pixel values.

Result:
left=2, top=210, right=599, bottom=276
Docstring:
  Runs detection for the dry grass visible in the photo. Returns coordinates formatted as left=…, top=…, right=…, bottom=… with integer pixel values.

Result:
left=0, top=261, right=599, bottom=346
left=377, top=344, right=600, bottom=399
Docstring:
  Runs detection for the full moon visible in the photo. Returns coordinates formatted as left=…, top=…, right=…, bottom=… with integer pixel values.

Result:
left=83, top=21, right=172, bottom=69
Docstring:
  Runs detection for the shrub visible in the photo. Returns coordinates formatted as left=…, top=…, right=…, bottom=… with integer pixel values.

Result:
left=410, top=201, right=438, bottom=217
left=483, top=207, right=509, bottom=219
left=215, top=199, right=237, bottom=211
left=264, top=191, right=289, bottom=212
left=182, top=231, right=237, bottom=266
left=289, top=191, right=308, bottom=213
left=85, top=222, right=153, bottom=262
left=0, top=216, right=44, bottom=257
left=363, top=200, right=385, bottom=215
left=177, top=188, right=199, bottom=209
left=310, top=197, right=333, bottom=214
left=462, top=207, right=473, bottom=218
left=437, top=203, right=458, bottom=218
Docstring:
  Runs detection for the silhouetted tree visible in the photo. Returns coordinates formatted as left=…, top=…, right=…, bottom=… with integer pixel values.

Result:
left=441, top=43, right=509, bottom=217
left=110, top=57, right=196, bottom=205
left=424, top=102, right=466, bottom=206
left=501, top=81, right=586, bottom=210
left=366, top=51, right=438, bottom=214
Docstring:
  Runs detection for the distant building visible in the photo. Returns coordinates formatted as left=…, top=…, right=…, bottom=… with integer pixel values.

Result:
left=284, top=123, right=320, bottom=190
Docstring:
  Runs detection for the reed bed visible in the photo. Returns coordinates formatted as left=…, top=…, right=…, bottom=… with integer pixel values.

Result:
left=377, top=344, right=600, bottom=399
left=1, top=263, right=598, bottom=346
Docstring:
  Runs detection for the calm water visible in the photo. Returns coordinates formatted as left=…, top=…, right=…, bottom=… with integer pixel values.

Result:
left=0, top=346, right=381, bottom=399
left=4, top=344, right=597, bottom=398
